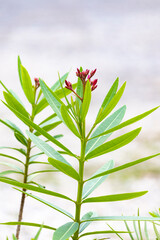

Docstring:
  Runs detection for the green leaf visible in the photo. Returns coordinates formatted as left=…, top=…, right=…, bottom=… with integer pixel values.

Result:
left=79, top=230, right=129, bottom=238
left=81, top=80, right=91, bottom=121
left=0, top=153, right=24, bottom=164
left=2, top=101, right=75, bottom=156
left=61, top=104, right=80, bottom=137
left=81, top=216, right=160, bottom=222
left=18, top=56, right=23, bottom=88
left=87, top=153, right=160, bottom=180
left=133, top=221, right=140, bottom=240
left=107, top=224, right=123, bottom=240
left=0, top=162, right=23, bottom=173
left=21, top=65, right=35, bottom=104
left=124, top=221, right=134, bottom=240
left=79, top=212, right=97, bottom=233
left=53, top=222, right=79, bottom=240
left=14, top=131, right=28, bottom=146
left=39, top=79, right=63, bottom=120
left=0, top=147, right=26, bottom=155
left=27, top=131, right=70, bottom=165
left=12, top=235, right=18, bottom=240
left=86, top=106, right=126, bottom=154
left=48, top=158, right=80, bottom=181
left=153, top=223, right=160, bottom=239
left=86, top=128, right=141, bottom=160
left=33, top=224, right=43, bottom=240
left=15, top=188, right=73, bottom=219
left=82, top=160, right=114, bottom=199
left=3, top=91, right=29, bottom=118
left=144, top=222, right=149, bottom=240
left=96, top=78, right=119, bottom=118
left=0, top=177, right=73, bottom=201
left=0, top=221, right=55, bottom=230
left=91, top=106, right=159, bottom=139
left=83, top=191, right=148, bottom=203
left=0, top=170, right=22, bottom=177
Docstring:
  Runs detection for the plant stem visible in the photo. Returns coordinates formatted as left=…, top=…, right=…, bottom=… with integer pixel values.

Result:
left=15, top=109, right=35, bottom=239
left=73, top=122, right=86, bottom=240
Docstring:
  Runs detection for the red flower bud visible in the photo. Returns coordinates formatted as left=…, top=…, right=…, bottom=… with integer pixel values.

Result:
left=65, top=80, right=73, bottom=90
left=34, top=78, right=40, bottom=89
left=90, top=69, right=97, bottom=78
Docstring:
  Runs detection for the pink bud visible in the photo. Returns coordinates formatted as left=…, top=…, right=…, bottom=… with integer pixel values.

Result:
left=65, top=80, right=72, bottom=90
left=34, top=78, right=40, bottom=88
left=90, top=69, right=97, bottom=78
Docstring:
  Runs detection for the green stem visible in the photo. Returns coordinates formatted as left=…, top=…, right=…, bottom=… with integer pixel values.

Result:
left=15, top=106, right=35, bottom=239
left=73, top=122, right=86, bottom=240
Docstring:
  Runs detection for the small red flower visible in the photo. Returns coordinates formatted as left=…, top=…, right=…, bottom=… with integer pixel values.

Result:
left=65, top=80, right=73, bottom=90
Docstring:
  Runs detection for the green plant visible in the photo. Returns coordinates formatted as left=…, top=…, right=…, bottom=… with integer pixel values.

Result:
left=0, top=57, right=74, bottom=239
left=0, top=65, right=160, bottom=239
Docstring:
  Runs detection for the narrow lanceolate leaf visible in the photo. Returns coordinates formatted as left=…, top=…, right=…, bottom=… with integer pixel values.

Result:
left=61, top=104, right=80, bottom=137
left=83, top=191, right=148, bottom=203
left=87, top=153, right=160, bottom=180
left=79, top=230, right=129, bottom=238
left=48, top=158, right=80, bottom=181
left=90, top=106, right=159, bottom=139
left=76, top=67, right=83, bottom=113
left=18, top=56, right=23, bottom=88
left=86, top=106, right=126, bottom=154
left=82, top=160, right=114, bottom=199
left=27, top=131, right=70, bottom=165
left=81, top=216, right=160, bottom=222
left=79, top=212, right=97, bottom=233
left=14, top=131, right=28, bottom=146
left=21, top=65, right=35, bottom=104
left=0, top=221, right=55, bottom=230
left=53, top=222, right=79, bottom=240
left=2, top=102, right=74, bottom=156
left=15, top=189, right=73, bottom=219
left=3, top=91, right=29, bottom=118
left=0, top=177, right=73, bottom=201
left=81, top=80, right=91, bottom=121
left=96, top=82, right=126, bottom=124
left=96, top=78, right=119, bottom=118
left=39, top=79, right=63, bottom=120
left=153, top=223, right=160, bottom=239
left=33, top=224, right=43, bottom=240
left=86, top=128, right=141, bottom=160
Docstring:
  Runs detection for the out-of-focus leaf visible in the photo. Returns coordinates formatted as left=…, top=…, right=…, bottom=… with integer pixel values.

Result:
left=79, top=230, right=129, bottom=238
left=0, top=153, right=24, bottom=164
left=52, top=222, right=79, bottom=240
left=86, top=128, right=141, bottom=160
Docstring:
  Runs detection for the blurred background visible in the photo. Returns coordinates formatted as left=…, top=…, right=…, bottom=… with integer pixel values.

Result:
left=0, top=0, right=160, bottom=239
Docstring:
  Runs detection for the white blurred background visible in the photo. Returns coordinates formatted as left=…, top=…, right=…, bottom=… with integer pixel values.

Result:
left=0, top=0, right=160, bottom=239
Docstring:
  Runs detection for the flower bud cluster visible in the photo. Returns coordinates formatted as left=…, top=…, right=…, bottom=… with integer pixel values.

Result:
left=65, top=67, right=98, bottom=102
